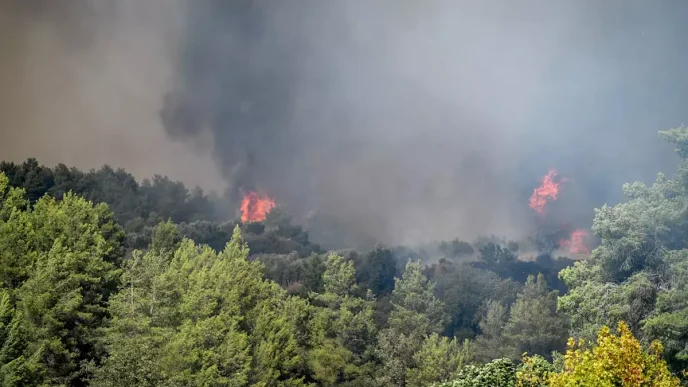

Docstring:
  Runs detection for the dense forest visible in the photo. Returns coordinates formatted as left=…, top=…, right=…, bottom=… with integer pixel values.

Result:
left=1, top=126, right=688, bottom=386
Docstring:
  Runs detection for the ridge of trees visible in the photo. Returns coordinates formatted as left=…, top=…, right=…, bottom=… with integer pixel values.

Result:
left=1, top=126, right=688, bottom=385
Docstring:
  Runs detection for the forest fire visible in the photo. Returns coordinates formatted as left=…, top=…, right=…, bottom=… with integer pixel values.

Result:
left=559, top=229, right=590, bottom=254
left=240, top=191, right=275, bottom=222
left=528, top=169, right=590, bottom=255
left=529, top=169, right=568, bottom=215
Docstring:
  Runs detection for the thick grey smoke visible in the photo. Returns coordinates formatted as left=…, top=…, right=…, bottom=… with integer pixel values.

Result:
left=161, top=0, right=687, bottom=245
left=3, top=0, right=687, bottom=246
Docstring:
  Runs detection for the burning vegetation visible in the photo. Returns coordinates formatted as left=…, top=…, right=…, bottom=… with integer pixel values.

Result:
left=529, top=169, right=568, bottom=215
left=559, top=229, right=590, bottom=255
left=529, top=169, right=590, bottom=256
left=7, top=123, right=688, bottom=386
left=234, top=166, right=593, bottom=257
left=3, top=0, right=688, bottom=384
left=240, top=190, right=275, bottom=223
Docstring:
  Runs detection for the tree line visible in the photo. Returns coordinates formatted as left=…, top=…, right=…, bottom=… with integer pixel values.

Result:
left=0, top=126, right=687, bottom=386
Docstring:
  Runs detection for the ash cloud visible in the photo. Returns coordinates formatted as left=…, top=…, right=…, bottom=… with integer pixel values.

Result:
left=161, top=0, right=687, bottom=245
left=3, top=1, right=688, bottom=247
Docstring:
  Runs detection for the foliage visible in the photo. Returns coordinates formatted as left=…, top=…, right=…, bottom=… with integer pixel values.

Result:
left=354, top=245, right=398, bottom=296
left=516, top=354, right=552, bottom=387
left=149, top=219, right=182, bottom=254
left=546, top=321, right=680, bottom=387
left=643, top=250, right=688, bottom=372
left=388, top=260, right=446, bottom=337
left=475, top=274, right=567, bottom=362
left=558, top=126, right=688, bottom=377
left=503, top=274, right=568, bottom=360
left=591, top=175, right=688, bottom=282
left=406, top=333, right=475, bottom=387
left=0, top=172, right=124, bottom=386
left=428, top=260, right=521, bottom=340
left=309, top=253, right=378, bottom=386
left=4, top=127, right=688, bottom=386
left=0, top=159, right=220, bottom=226
left=94, top=226, right=310, bottom=386
left=479, top=243, right=517, bottom=266
left=438, top=239, right=474, bottom=260
left=434, top=358, right=517, bottom=387
left=475, top=301, right=511, bottom=362
left=559, top=263, right=656, bottom=341
left=378, top=260, right=446, bottom=386
left=442, top=322, right=680, bottom=387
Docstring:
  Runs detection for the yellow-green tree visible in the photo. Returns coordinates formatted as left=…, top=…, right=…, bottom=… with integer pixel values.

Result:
left=540, top=321, right=680, bottom=387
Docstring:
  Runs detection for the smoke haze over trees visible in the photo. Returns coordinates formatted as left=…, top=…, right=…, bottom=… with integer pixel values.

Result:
left=2, top=0, right=688, bottom=247
left=2, top=124, right=688, bottom=384
left=5, top=1, right=688, bottom=385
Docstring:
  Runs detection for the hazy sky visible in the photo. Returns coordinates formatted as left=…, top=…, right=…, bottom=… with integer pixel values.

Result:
left=2, top=0, right=687, bottom=244
left=0, top=0, right=225, bottom=190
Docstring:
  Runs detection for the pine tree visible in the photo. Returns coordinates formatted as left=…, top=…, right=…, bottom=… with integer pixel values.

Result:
left=503, top=274, right=568, bottom=360
left=0, top=173, right=124, bottom=386
left=378, top=260, right=446, bottom=386
left=406, top=333, right=475, bottom=386
left=309, top=253, right=377, bottom=386
left=475, top=300, right=511, bottom=362
left=96, top=226, right=312, bottom=387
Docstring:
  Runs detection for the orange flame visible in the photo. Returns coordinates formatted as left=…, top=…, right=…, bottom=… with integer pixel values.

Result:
left=240, top=191, right=275, bottom=222
left=529, top=169, right=567, bottom=215
left=559, top=229, right=590, bottom=254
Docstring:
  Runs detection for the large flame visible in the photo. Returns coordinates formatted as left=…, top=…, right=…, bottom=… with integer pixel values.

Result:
left=559, top=229, right=590, bottom=254
left=240, top=191, right=275, bottom=222
left=529, top=169, right=567, bottom=215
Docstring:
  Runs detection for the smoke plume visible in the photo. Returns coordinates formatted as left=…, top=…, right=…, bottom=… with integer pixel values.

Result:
left=0, top=0, right=224, bottom=190
left=3, top=0, right=688, bottom=246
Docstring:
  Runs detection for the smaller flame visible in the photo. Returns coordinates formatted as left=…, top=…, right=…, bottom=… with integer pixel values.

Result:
left=529, top=169, right=568, bottom=215
left=240, top=191, right=275, bottom=222
left=559, top=229, right=590, bottom=254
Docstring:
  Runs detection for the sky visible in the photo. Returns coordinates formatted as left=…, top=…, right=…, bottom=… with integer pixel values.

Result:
left=2, top=0, right=687, bottom=246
